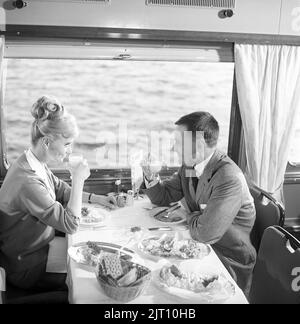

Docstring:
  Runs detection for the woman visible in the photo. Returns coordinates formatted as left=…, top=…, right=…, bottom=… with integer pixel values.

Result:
left=0, top=96, right=117, bottom=292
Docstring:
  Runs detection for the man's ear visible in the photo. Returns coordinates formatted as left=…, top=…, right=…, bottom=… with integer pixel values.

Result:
left=195, top=133, right=205, bottom=156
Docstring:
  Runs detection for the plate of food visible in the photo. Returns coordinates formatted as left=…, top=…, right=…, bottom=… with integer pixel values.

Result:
left=153, top=261, right=235, bottom=303
left=68, top=241, right=135, bottom=267
left=80, top=205, right=108, bottom=227
left=137, top=233, right=211, bottom=261
left=150, top=205, right=187, bottom=225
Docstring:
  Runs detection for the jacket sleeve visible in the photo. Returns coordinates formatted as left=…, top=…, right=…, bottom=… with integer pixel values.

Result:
left=49, top=171, right=71, bottom=206
left=188, top=174, right=242, bottom=244
left=18, top=180, right=79, bottom=234
left=141, top=168, right=184, bottom=206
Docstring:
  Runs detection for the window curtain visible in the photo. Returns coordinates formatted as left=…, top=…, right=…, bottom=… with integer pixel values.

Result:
left=235, top=44, right=300, bottom=203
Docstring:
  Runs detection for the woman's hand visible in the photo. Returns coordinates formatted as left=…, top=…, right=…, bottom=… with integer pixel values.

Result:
left=70, top=159, right=90, bottom=183
left=94, top=194, right=118, bottom=210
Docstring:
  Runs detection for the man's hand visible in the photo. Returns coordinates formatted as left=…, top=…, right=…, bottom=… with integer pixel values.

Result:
left=140, top=153, right=162, bottom=181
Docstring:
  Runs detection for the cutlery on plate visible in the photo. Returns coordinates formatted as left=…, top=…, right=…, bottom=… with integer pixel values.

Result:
left=117, top=237, right=135, bottom=257
left=153, top=204, right=181, bottom=219
left=152, top=208, right=168, bottom=218
left=93, top=241, right=135, bottom=254
left=163, top=204, right=181, bottom=218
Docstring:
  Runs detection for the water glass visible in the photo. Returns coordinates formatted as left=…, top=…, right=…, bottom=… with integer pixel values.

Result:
left=68, top=153, right=83, bottom=168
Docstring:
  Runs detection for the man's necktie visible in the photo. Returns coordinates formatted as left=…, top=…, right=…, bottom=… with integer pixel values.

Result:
left=192, top=176, right=198, bottom=192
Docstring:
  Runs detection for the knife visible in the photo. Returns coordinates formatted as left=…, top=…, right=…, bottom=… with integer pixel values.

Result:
left=147, top=226, right=173, bottom=231
left=166, top=204, right=181, bottom=214
left=153, top=204, right=182, bottom=220
left=92, top=241, right=135, bottom=254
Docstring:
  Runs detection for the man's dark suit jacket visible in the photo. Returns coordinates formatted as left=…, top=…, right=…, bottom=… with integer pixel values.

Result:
left=141, top=149, right=256, bottom=295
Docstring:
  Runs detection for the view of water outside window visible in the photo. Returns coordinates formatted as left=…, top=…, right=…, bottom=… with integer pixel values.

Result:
left=4, top=59, right=234, bottom=169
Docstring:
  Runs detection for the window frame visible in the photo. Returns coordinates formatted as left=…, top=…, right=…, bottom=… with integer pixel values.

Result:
left=0, top=28, right=243, bottom=192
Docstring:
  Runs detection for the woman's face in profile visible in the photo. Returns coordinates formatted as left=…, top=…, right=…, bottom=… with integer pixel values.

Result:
left=47, top=136, right=74, bottom=163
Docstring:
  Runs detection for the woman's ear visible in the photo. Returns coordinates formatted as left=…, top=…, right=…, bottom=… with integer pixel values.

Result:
left=42, top=137, right=50, bottom=149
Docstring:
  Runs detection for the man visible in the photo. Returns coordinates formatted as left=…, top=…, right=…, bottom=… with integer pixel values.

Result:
left=140, top=111, right=256, bottom=296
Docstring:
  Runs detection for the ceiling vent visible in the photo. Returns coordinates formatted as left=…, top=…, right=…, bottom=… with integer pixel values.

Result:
left=145, top=0, right=235, bottom=9
left=78, top=0, right=110, bottom=3
left=29, top=0, right=111, bottom=4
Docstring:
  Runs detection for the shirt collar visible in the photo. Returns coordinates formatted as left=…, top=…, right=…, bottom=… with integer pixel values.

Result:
left=25, top=148, right=47, bottom=176
left=194, top=152, right=214, bottom=178
left=25, top=149, right=55, bottom=199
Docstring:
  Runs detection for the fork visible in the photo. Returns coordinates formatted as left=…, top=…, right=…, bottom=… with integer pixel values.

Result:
left=118, top=237, right=135, bottom=257
left=160, top=204, right=181, bottom=219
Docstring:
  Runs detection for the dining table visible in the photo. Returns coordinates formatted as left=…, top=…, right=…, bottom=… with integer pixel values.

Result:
left=66, top=197, right=249, bottom=304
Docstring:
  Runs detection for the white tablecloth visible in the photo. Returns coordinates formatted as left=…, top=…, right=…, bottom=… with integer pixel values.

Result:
left=67, top=198, right=249, bottom=304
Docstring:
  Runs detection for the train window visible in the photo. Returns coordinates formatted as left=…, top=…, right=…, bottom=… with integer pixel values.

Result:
left=4, top=59, right=234, bottom=169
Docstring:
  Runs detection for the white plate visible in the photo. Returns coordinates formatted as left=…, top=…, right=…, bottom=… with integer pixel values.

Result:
left=137, top=234, right=211, bottom=261
left=68, top=241, right=135, bottom=267
left=79, top=204, right=108, bottom=227
left=151, top=207, right=187, bottom=225
left=153, top=260, right=235, bottom=304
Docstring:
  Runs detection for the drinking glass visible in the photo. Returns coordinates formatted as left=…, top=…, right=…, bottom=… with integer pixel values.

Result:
left=129, top=150, right=144, bottom=199
left=68, top=153, right=84, bottom=168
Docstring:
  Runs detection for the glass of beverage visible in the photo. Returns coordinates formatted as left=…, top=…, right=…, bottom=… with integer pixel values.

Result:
left=129, top=150, right=144, bottom=199
left=149, top=160, right=162, bottom=174
left=68, top=153, right=84, bottom=168
left=141, top=153, right=163, bottom=179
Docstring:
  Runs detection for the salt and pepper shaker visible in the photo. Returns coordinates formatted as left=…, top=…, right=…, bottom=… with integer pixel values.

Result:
left=126, top=190, right=134, bottom=206
left=113, top=180, right=134, bottom=207
left=114, top=179, right=127, bottom=207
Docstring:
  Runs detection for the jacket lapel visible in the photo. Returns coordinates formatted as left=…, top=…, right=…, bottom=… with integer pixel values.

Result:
left=195, top=149, right=225, bottom=203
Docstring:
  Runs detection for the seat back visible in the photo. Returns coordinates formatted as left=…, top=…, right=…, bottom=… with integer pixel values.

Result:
left=0, top=266, right=68, bottom=304
left=0, top=267, right=5, bottom=304
left=250, top=185, right=285, bottom=252
left=249, top=226, right=300, bottom=304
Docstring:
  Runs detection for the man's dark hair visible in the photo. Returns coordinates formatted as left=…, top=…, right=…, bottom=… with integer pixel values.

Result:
left=175, top=111, right=219, bottom=148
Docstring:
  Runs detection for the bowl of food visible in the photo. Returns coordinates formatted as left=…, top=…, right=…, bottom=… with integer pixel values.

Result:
left=95, top=252, right=151, bottom=302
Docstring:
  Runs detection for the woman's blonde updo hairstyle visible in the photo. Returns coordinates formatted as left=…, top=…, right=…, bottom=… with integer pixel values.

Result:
left=31, top=95, right=79, bottom=145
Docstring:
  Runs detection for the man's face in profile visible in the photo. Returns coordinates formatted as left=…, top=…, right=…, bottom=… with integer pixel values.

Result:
left=174, top=125, right=205, bottom=167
